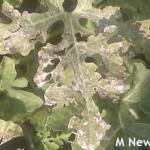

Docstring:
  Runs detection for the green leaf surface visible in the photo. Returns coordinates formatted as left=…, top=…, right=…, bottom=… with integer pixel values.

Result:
left=7, top=89, right=43, bottom=112
left=123, top=62, right=150, bottom=103
left=0, top=56, right=17, bottom=90
left=0, top=57, right=43, bottom=116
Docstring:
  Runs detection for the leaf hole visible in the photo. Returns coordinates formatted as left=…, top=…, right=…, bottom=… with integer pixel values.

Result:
left=79, top=17, right=95, bottom=33
left=47, top=20, right=64, bottom=45
left=63, top=0, right=78, bottom=12
left=43, top=58, right=60, bottom=72
left=79, top=18, right=88, bottom=26
left=93, top=87, right=97, bottom=91
left=43, top=64, right=55, bottom=72
left=45, top=73, right=52, bottom=81
left=19, top=0, right=41, bottom=13
left=75, top=33, right=88, bottom=42
left=85, top=57, right=95, bottom=63
left=51, top=58, right=60, bottom=65
left=54, top=44, right=73, bottom=56
left=53, top=49, right=66, bottom=56
left=69, top=133, right=76, bottom=141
